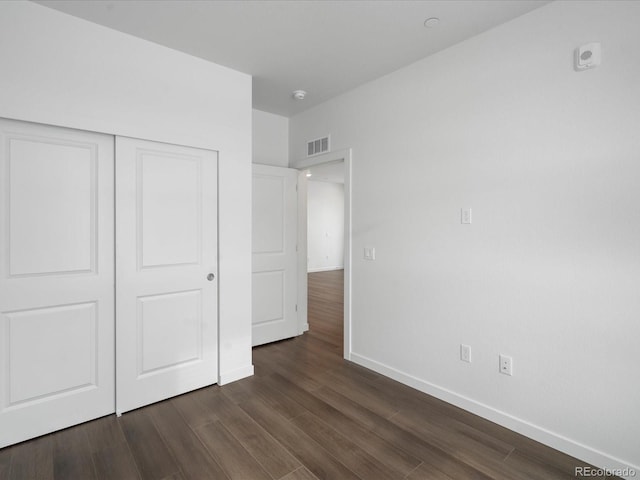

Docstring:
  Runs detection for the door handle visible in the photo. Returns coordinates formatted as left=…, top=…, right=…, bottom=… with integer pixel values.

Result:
left=207, top=273, right=215, bottom=281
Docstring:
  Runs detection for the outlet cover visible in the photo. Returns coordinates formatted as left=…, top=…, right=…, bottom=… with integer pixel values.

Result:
left=499, top=354, right=513, bottom=376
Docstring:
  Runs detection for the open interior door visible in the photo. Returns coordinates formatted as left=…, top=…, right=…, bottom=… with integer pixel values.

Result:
left=252, top=165, right=299, bottom=346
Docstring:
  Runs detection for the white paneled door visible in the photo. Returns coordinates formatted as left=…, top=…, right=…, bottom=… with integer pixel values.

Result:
left=0, top=119, right=114, bottom=447
left=115, top=137, right=218, bottom=414
left=252, top=165, right=298, bottom=346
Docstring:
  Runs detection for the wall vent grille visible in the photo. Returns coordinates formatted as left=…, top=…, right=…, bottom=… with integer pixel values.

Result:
left=307, top=136, right=330, bottom=157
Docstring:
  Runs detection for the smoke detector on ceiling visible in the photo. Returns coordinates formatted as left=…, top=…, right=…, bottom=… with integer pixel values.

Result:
left=424, top=17, right=440, bottom=28
left=292, top=90, right=307, bottom=100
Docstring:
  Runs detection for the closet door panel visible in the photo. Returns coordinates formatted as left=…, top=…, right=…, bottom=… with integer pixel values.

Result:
left=115, top=137, right=218, bottom=415
left=0, top=118, right=114, bottom=448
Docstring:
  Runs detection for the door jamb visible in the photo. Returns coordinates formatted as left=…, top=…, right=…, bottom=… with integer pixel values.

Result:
left=293, top=148, right=352, bottom=360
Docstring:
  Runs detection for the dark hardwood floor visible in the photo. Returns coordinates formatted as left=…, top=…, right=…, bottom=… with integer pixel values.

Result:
left=0, top=269, right=613, bottom=479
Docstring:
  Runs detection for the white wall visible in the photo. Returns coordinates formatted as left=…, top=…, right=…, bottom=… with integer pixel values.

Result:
left=0, top=1, right=253, bottom=384
left=290, top=0, right=640, bottom=474
left=253, top=109, right=289, bottom=167
left=307, top=181, right=344, bottom=272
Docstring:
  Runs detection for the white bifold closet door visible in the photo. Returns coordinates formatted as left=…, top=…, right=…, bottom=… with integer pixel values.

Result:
left=115, top=137, right=218, bottom=415
left=0, top=119, right=115, bottom=448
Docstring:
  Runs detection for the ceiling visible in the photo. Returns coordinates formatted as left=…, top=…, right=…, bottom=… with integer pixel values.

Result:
left=35, top=0, right=550, bottom=117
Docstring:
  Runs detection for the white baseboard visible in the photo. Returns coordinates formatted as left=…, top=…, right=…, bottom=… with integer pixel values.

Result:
left=350, top=352, right=639, bottom=480
left=308, top=265, right=344, bottom=273
left=218, top=364, right=254, bottom=386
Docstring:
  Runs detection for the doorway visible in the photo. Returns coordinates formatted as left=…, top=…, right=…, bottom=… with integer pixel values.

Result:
left=305, top=161, right=345, bottom=353
left=306, top=163, right=345, bottom=273
left=295, top=149, right=352, bottom=360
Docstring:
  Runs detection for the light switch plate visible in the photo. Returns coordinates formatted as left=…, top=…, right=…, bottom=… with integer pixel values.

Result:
left=460, top=344, right=471, bottom=363
left=364, top=247, right=376, bottom=261
left=461, top=208, right=472, bottom=224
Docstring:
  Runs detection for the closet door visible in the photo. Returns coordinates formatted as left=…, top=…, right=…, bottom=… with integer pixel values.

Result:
left=115, top=137, right=218, bottom=414
left=0, top=119, right=114, bottom=448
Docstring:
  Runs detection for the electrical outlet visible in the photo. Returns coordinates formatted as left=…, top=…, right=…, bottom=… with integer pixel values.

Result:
left=499, top=354, right=513, bottom=376
left=460, top=344, right=471, bottom=363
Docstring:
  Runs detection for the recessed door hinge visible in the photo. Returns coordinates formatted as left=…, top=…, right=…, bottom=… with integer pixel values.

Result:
left=295, top=304, right=298, bottom=312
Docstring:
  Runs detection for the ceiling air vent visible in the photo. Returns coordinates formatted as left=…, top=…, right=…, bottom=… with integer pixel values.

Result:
left=307, top=136, right=330, bottom=157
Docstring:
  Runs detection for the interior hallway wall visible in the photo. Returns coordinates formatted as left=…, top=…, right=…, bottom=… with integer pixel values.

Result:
left=253, top=109, right=289, bottom=167
left=307, top=181, right=345, bottom=272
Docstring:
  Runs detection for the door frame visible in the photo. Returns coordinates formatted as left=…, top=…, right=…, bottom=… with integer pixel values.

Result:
left=293, top=148, right=352, bottom=360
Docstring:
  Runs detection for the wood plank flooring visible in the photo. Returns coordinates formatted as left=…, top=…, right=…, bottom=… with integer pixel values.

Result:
left=0, top=269, right=615, bottom=479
